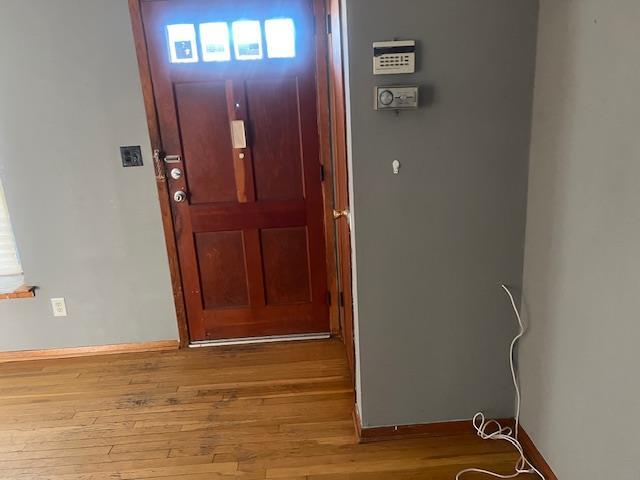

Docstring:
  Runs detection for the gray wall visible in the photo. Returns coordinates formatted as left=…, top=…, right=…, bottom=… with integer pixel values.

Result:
left=521, top=1, right=640, bottom=477
left=343, top=0, right=539, bottom=427
left=0, top=0, right=178, bottom=350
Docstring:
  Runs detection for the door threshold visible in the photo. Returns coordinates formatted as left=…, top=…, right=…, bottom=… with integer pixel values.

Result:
left=189, top=333, right=331, bottom=348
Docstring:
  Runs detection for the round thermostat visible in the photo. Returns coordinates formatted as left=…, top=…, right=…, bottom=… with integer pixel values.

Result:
left=379, top=89, right=394, bottom=106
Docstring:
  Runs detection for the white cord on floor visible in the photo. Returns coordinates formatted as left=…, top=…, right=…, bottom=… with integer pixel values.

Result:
left=455, top=284, right=545, bottom=480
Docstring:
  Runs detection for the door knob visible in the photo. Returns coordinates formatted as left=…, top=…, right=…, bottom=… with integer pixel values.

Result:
left=174, top=191, right=187, bottom=203
left=333, top=209, right=349, bottom=220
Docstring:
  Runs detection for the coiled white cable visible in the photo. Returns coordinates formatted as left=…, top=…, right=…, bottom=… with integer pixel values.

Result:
left=455, top=284, right=545, bottom=480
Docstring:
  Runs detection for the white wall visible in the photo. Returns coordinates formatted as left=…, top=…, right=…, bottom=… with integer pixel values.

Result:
left=0, top=0, right=178, bottom=350
left=521, top=1, right=640, bottom=477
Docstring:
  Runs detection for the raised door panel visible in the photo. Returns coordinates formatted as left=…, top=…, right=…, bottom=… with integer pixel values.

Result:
left=245, top=78, right=305, bottom=201
left=195, top=231, right=249, bottom=309
left=261, top=227, right=311, bottom=305
left=175, top=82, right=237, bottom=204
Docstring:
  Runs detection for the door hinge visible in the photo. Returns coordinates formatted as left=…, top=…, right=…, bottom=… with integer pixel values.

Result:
left=339, top=291, right=345, bottom=307
left=320, top=164, right=326, bottom=182
left=326, top=14, right=332, bottom=35
left=326, top=291, right=332, bottom=306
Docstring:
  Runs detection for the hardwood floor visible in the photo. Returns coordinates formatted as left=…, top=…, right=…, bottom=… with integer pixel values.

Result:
left=0, top=339, right=532, bottom=479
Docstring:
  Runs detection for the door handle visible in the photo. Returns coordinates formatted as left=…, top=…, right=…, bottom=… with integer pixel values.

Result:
left=333, top=209, right=350, bottom=220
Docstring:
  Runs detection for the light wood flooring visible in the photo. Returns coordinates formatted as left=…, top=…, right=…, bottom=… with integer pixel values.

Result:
left=0, top=339, right=531, bottom=479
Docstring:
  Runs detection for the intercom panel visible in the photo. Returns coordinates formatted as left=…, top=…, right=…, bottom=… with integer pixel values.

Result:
left=373, top=40, right=416, bottom=75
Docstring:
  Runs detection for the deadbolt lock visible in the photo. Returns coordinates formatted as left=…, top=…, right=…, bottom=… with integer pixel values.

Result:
left=170, top=168, right=183, bottom=180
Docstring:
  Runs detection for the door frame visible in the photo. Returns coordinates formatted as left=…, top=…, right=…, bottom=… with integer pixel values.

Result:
left=128, top=0, right=353, bottom=361
left=326, top=0, right=355, bottom=377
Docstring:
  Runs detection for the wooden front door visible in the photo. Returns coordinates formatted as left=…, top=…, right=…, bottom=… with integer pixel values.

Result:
left=142, top=0, right=329, bottom=341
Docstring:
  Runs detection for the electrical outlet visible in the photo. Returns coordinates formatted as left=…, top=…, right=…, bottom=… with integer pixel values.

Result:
left=51, top=298, right=67, bottom=317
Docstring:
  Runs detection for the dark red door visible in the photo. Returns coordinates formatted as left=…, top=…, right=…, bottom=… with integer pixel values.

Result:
left=142, top=0, right=329, bottom=341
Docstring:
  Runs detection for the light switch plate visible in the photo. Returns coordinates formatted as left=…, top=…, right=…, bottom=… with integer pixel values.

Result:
left=120, top=146, right=143, bottom=167
left=51, top=298, right=67, bottom=317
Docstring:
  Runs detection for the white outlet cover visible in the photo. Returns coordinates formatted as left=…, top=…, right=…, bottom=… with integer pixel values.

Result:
left=51, top=298, right=67, bottom=317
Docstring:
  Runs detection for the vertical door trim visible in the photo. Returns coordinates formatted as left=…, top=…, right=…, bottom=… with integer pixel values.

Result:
left=127, top=0, right=352, bottom=348
left=326, top=0, right=356, bottom=380
left=311, top=0, right=340, bottom=336
left=128, top=0, right=190, bottom=347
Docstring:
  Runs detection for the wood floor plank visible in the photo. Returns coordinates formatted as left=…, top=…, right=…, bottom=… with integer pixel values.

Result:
left=0, top=339, right=526, bottom=479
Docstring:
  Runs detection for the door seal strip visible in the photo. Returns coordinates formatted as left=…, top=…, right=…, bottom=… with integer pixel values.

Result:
left=189, top=333, right=331, bottom=347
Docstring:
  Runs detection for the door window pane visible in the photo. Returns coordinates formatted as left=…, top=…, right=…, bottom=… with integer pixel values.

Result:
left=167, top=24, right=199, bottom=63
left=200, top=22, right=231, bottom=62
left=232, top=20, right=263, bottom=60
left=265, top=18, right=296, bottom=58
